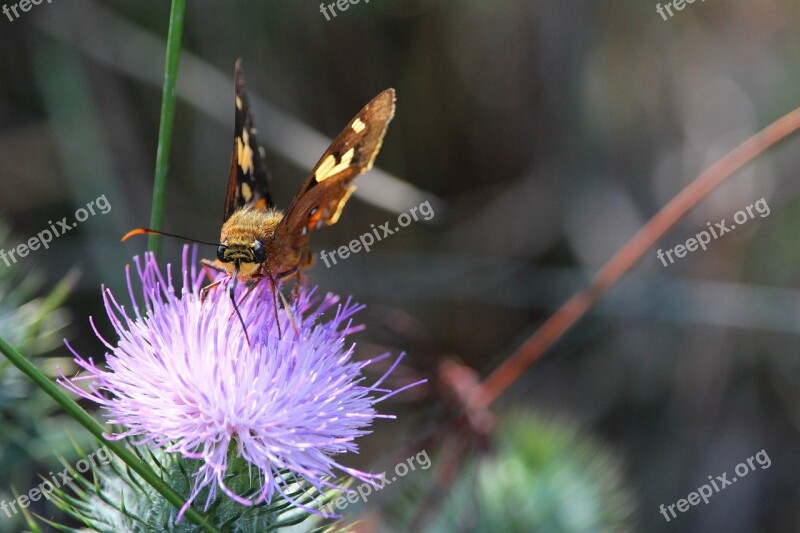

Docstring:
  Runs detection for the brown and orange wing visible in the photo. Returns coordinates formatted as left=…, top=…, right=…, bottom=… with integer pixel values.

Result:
left=278, top=88, right=396, bottom=239
left=223, top=59, right=274, bottom=222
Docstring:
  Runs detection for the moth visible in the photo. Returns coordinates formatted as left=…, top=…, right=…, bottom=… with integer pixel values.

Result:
left=211, top=60, right=395, bottom=292
left=124, top=60, right=396, bottom=338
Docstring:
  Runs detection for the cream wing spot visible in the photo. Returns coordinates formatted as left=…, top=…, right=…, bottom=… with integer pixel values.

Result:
left=351, top=118, right=366, bottom=133
left=315, top=154, right=337, bottom=182
left=316, top=148, right=355, bottom=182
left=241, top=182, right=253, bottom=201
left=236, top=96, right=243, bottom=110
left=237, top=136, right=254, bottom=175
left=328, top=185, right=357, bottom=224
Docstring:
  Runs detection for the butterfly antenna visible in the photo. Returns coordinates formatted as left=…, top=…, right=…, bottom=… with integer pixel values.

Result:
left=121, top=227, right=220, bottom=247
left=229, top=262, right=251, bottom=347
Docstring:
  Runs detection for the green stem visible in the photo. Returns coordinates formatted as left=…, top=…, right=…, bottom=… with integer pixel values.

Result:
left=0, top=336, right=220, bottom=533
left=148, top=0, right=186, bottom=256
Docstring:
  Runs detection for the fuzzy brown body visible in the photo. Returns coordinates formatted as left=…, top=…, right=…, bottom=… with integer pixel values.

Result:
left=122, top=61, right=394, bottom=340
left=216, top=207, right=313, bottom=282
left=202, top=61, right=394, bottom=297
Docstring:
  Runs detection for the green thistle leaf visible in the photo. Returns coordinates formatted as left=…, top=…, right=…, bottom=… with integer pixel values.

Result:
left=45, top=441, right=344, bottom=533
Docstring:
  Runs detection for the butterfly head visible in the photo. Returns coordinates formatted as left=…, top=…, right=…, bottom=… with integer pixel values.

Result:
left=216, top=239, right=266, bottom=279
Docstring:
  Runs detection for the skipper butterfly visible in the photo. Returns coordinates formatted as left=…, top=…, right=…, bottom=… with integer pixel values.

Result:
left=124, top=60, right=396, bottom=339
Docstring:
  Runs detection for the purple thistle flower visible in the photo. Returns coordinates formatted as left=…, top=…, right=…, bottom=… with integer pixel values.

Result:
left=59, top=246, right=419, bottom=521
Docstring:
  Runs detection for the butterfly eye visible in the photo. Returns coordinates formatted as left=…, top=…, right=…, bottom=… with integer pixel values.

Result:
left=217, top=245, right=227, bottom=262
left=253, top=241, right=266, bottom=264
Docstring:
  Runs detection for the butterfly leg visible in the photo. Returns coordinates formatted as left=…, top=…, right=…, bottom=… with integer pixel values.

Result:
left=272, top=269, right=301, bottom=336
left=278, top=289, right=300, bottom=337
left=292, top=249, right=314, bottom=299
left=200, top=259, right=231, bottom=302
left=274, top=264, right=304, bottom=301
left=291, top=273, right=303, bottom=300
left=275, top=270, right=301, bottom=301
left=200, top=278, right=225, bottom=303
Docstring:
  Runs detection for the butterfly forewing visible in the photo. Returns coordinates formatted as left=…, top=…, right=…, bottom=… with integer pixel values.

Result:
left=223, top=59, right=274, bottom=222
left=280, top=88, right=396, bottom=238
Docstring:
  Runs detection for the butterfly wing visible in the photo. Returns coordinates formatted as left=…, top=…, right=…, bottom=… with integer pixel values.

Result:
left=223, top=59, right=274, bottom=222
left=278, top=88, right=396, bottom=238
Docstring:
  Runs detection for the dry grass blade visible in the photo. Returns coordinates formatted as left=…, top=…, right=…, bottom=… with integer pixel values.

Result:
left=476, top=106, right=800, bottom=407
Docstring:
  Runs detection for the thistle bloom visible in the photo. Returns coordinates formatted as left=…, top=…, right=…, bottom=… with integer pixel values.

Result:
left=59, top=246, right=416, bottom=520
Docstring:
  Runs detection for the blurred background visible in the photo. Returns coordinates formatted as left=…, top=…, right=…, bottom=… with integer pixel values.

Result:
left=2, top=0, right=800, bottom=531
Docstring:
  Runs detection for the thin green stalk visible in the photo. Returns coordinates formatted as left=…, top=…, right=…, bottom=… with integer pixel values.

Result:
left=0, top=336, right=220, bottom=533
left=148, top=0, right=186, bottom=256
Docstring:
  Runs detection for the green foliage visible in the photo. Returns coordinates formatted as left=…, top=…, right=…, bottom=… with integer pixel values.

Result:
left=390, top=414, right=634, bottom=532
left=44, top=442, right=340, bottom=533
left=147, top=0, right=185, bottom=257
left=0, top=222, right=78, bottom=531
left=0, top=224, right=73, bottom=358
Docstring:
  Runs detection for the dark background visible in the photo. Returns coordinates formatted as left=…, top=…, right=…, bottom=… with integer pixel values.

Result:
left=1, top=1, right=800, bottom=531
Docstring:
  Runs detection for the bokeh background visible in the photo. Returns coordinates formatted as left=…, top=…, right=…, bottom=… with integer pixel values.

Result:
left=2, top=1, right=800, bottom=531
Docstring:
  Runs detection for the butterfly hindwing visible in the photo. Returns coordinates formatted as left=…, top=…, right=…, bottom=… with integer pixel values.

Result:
left=223, top=59, right=274, bottom=222
left=280, top=88, right=396, bottom=238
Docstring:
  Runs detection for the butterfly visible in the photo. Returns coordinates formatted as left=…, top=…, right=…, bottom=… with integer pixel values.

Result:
left=123, top=60, right=396, bottom=339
